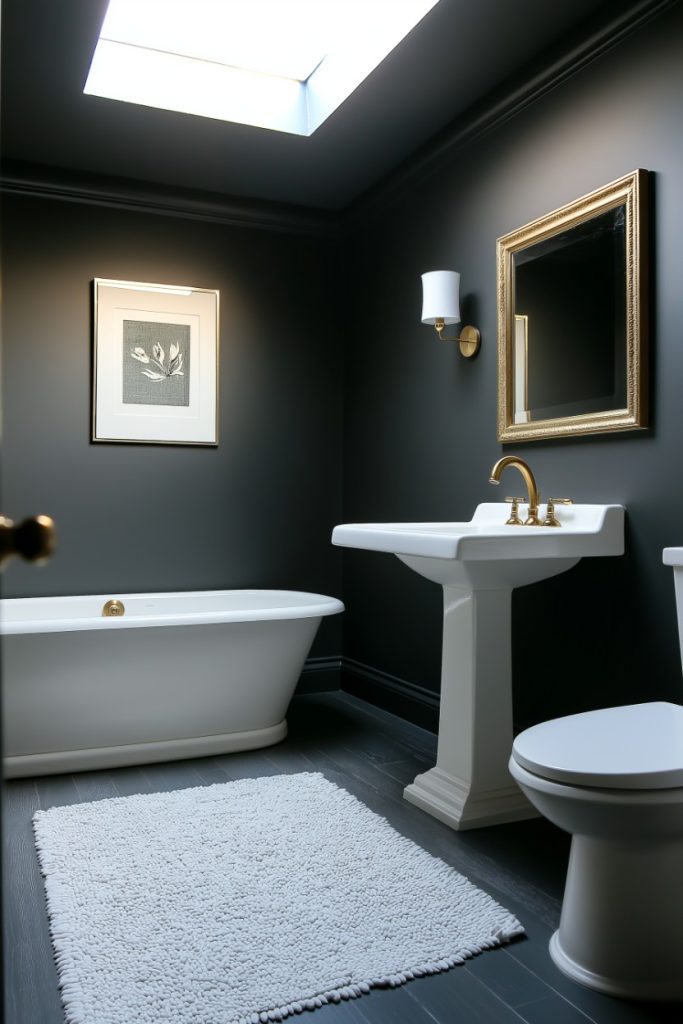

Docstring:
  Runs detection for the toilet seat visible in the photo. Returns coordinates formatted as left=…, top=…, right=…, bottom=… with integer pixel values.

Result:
left=512, top=701, right=683, bottom=790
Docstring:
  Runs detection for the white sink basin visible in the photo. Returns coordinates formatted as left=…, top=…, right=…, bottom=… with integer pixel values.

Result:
left=332, top=502, right=624, bottom=587
left=332, top=501, right=625, bottom=830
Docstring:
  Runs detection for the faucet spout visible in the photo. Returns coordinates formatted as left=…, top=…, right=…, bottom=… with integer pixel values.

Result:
left=489, top=456, right=541, bottom=526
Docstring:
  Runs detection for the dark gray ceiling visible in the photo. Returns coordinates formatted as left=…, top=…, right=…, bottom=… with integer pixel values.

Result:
left=0, top=0, right=638, bottom=210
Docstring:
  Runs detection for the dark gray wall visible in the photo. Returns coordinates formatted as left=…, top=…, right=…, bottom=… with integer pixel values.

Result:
left=342, top=1, right=683, bottom=730
left=3, top=3, right=683, bottom=728
left=1, top=196, right=344, bottom=657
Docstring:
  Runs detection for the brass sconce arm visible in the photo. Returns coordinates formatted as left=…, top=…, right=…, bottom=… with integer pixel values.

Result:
left=434, top=319, right=481, bottom=358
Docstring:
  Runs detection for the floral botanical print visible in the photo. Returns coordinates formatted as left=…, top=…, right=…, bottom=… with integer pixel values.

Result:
left=130, top=342, right=184, bottom=380
left=122, top=321, right=191, bottom=407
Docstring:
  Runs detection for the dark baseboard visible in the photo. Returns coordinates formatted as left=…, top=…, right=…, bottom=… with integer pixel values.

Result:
left=296, top=655, right=439, bottom=732
left=340, top=658, right=439, bottom=733
left=301, top=656, right=531, bottom=738
left=296, top=656, right=343, bottom=695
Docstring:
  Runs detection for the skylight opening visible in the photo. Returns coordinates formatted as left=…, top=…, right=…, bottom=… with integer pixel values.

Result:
left=84, top=0, right=441, bottom=136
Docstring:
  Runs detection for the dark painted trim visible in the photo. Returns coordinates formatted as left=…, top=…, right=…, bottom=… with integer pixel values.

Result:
left=344, top=0, right=680, bottom=228
left=297, top=654, right=440, bottom=731
left=2, top=1, right=676, bottom=237
left=296, top=655, right=343, bottom=695
left=341, top=657, right=439, bottom=733
left=301, top=655, right=343, bottom=676
left=0, top=160, right=342, bottom=239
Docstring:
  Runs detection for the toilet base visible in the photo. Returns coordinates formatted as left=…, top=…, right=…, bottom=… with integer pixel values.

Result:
left=551, top=834, right=683, bottom=1001
left=549, top=930, right=683, bottom=1002
left=550, top=932, right=680, bottom=1002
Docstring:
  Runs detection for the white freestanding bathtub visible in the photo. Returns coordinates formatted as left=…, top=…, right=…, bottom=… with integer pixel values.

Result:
left=1, top=590, right=343, bottom=778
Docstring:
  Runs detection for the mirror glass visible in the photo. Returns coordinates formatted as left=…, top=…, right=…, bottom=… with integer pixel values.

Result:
left=497, top=170, right=647, bottom=442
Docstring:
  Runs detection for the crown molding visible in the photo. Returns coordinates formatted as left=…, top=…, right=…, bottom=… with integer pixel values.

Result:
left=2, top=0, right=676, bottom=238
left=0, top=160, right=342, bottom=239
left=343, top=0, right=679, bottom=230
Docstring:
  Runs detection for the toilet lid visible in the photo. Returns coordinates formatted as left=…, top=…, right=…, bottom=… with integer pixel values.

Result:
left=512, top=702, right=683, bottom=789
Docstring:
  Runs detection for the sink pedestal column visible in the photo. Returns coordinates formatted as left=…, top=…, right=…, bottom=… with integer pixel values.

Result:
left=403, top=585, right=538, bottom=830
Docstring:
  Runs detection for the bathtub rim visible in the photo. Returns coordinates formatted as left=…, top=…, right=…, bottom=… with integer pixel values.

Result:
left=0, top=588, right=344, bottom=635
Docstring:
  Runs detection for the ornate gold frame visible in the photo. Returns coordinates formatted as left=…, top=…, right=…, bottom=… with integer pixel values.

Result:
left=497, top=169, right=648, bottom=443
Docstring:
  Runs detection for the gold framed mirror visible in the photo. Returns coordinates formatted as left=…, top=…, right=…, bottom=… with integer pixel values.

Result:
left=497, top=169, right=648, bottom=443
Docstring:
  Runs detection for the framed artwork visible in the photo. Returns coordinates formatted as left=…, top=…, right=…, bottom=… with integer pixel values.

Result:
left=93, top=279, right=219, bottom=445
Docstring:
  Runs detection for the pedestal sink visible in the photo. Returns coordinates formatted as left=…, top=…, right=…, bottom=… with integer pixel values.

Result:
left=332, top=502, right=624, bottom=830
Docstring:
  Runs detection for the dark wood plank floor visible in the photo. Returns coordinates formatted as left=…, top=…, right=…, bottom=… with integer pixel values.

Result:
left=3, top=692, right=679, bottom=1024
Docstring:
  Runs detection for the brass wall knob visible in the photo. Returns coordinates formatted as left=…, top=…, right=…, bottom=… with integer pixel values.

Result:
left=0, top=515, right=56, bottom=567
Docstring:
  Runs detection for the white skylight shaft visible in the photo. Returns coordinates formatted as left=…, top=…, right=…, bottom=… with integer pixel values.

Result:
left=98, top=0, right=337, bottom=82
left=84, top=0, right=441, bottom=136
left=89, top=39, right=308, bottom=135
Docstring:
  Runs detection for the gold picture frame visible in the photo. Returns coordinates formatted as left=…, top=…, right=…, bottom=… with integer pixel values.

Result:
left=497, top=169, right=648, bottom=443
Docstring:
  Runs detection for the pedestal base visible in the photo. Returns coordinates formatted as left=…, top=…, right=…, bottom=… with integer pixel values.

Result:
left=402, top=586, right=538, bottom=830
left=404, top=765, right=539, bottom=831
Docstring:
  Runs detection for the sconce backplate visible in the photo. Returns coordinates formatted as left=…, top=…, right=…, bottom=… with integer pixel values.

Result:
left=459, top=326, right=481, bottom=359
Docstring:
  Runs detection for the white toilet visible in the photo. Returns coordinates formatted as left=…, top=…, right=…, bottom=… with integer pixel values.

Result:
left=508, top=546, right=683, bottom=1002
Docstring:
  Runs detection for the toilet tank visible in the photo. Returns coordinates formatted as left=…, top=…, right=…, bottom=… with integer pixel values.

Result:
left=662, top=548, right=683, bottom=667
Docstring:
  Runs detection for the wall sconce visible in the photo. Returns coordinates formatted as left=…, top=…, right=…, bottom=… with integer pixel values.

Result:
left=421, top=270, right=481, bottom=358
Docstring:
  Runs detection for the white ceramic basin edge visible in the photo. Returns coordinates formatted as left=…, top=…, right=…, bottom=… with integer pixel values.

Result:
left=331, top=500, right=626, bottom=828
left=332, top=503, right=624, bottom=562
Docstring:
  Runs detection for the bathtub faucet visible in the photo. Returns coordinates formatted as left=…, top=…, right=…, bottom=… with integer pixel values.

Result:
left=102, top=599, right=125, bottom=617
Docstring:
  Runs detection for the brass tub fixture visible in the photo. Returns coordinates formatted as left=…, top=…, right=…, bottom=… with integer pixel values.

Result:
left=489, top=456, right=541, bottom=526
left=102, top=599, right=125, bottom=617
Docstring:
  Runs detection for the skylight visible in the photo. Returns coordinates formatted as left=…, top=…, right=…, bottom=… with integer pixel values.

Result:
left=84, top=0, right=440, bottom=136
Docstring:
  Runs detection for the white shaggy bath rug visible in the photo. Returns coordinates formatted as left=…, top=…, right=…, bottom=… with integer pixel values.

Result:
left=33, top=771, right=524, bottom=1024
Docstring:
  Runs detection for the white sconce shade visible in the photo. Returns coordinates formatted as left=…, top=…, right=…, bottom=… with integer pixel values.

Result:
left=420, top=269, right=480, bottom=358
left=421, top=270, right=461, bottom=325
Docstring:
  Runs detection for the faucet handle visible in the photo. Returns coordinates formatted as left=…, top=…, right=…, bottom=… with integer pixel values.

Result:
left=504, top=497, right=525, bottom=526
left=544, top=497, right=573, bottom=527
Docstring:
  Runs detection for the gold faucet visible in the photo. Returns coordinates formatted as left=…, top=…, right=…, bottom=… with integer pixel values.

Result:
left=489, top=456, right=541, bottom=526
